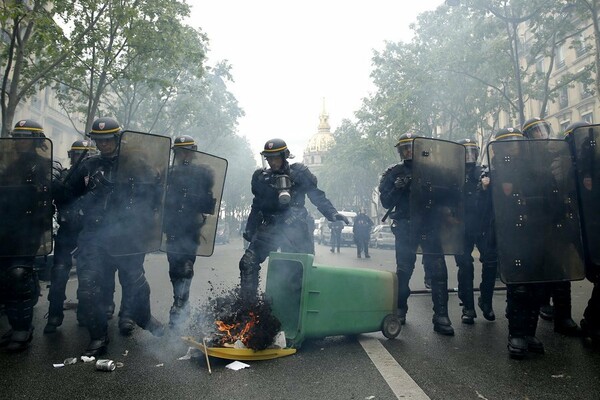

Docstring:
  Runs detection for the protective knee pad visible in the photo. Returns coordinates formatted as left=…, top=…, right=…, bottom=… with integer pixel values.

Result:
left=6, top=266, right=36, bottom=300
left=169, top=258, right=195, bottom=281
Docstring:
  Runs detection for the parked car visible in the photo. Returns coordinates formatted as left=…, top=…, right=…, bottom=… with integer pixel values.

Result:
left=370, top=224, right=395, bottom=249
left=215, top=222, right=230, bottom=244
left=319, top=211, right=357, bottom=246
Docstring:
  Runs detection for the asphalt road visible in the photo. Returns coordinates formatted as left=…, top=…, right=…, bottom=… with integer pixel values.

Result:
left=1, top=237, right=599, bottom=400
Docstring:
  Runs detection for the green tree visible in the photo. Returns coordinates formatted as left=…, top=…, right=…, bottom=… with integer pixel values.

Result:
left=0, top=0, right=105, bottom=136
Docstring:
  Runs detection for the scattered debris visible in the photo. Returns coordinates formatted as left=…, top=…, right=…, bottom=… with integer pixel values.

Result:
left=177, top=347, right=195, bottom=361
left=122, top=350, right=129, bottom=356
left=155, top=363, right=164, bottom=367
left=226, top=361, right=250, bottom=371
left=552, top=374, right=565, bottom=378
left=53, top=363, right=65, bottom=368
left=63, top=357, right=77, bottom=365
left=365, top=396, right=376, bottom=400
left=80, top=356, right=95, bottom=363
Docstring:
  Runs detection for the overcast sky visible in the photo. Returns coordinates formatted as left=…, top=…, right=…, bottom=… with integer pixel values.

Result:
left=187, top=1, right=445, bottom=160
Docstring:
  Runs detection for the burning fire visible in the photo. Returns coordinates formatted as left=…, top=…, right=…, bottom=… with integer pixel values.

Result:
left=194, top=289, right=281, bottom=350
left=215, top=312, right=257, bottom=346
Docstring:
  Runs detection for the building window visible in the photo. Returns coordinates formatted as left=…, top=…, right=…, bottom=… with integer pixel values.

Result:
left=558, top=86, right=569, bottom=109
left=575, top=32, right=588, bottom=58
left=560, top=119, right=571, bottom=133
left=581, top=112, right=594, bottom=124
left=555, top=44, right=565, bottom=69
left=535, top=58, right=544, bottom=74
left=580, top=81, right=593, bottom=100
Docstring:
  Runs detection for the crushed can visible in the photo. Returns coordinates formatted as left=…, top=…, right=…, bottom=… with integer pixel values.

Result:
left=95, top=359, right=116, bottom=372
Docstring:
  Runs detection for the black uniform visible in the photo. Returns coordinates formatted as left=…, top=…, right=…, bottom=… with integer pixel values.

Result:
left=164, top=162, right=215, bottom=326
left=69, top=153, right=162, bottom=356
left=475, top=166, right=500, bottom=321
left=379, top=161, right=454, bottom=335
left=44, top=161, right=117, bottom=333
left=0, top=150, right=51, bottom=351
left=329, top=220, right=344, bottom=253
left=354, top=212, right=374, bottom=258
left=240, top=162, right=340, bottom=299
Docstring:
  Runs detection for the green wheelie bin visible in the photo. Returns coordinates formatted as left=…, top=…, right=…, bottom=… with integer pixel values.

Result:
left=264, top=252, right=401, bottom=348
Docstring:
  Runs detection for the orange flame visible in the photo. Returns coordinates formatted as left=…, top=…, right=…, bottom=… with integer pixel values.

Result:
left=214, top=312, right=258, bottom=346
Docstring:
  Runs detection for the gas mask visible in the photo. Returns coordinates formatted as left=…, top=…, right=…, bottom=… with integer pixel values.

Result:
left=272, top=174, right=292, bottom=205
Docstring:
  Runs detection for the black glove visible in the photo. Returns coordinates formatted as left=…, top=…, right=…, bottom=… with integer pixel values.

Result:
left=333, top=213, right=350, bottom=225
left=394, top=175, right=411, bottom=189
left=243, top=231, right=254, bottom=242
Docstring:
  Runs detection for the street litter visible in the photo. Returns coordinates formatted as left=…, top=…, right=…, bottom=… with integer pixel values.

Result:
left=122, top=350, right=129, bottom=356
left=155, top=363, right=164, bottom=367
left=226, top=361, right=250, bottom=371
left=63, top=357, right=77, bottom=365
left=53, top=363, right=64, bottom=368
left=80, top=356, right=95, bottom=363
left=177, top=347, right=194, bottom=361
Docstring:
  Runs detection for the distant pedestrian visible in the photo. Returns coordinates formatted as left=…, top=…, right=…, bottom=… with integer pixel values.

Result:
left=353, top=208, right=374, bottom=258
left=329, top=219, right=344, bottom=253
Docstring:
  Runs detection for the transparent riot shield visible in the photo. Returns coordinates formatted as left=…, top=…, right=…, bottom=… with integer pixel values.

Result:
left=410, top=137, right=465, bottom=255
left=488, top=139, right=585, bottom=284
left=0, top=138, right=53, bottom=257
left=160, top=148, right=227, bottom=257
left=108, top=131, right=170, bottom=256
left=571, top=124, right=600, bottom=267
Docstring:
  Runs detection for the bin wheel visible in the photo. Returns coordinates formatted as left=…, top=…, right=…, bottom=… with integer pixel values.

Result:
left=382, top=314, right=402, bottom=339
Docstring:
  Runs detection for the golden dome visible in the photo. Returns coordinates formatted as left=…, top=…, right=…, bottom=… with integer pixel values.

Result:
left=305, top=99, right=335, bottom=153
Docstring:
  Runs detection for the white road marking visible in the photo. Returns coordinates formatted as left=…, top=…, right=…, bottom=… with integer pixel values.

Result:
left=358, top=336, right=431, bottom=400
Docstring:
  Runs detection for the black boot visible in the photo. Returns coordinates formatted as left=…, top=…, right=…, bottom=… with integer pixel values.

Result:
left=5, top=328, right=33, bottom=352
left=457, top=265, right=476, bottom=325
left=142, top=316, right=165, bottom=337
left=507, top=284, right=536, bottom=359
left=119, top=317, right=136, bottom=336
left=240, top=271, right=259, bottom=303
left=169, top=278, right=192, bottom=328
left=44, top=305, right=64, bottom=334
left=431, top=279, right=454, bottom=336
left=461, top=308, right=477, bottom=325
left=507, top=335, right=528, bottom=359
left=478, top=296, right=496, bottom=321
left=396, top=270, right=412, bottom=325
left=0, top=330, right=13, bottom=347
left=581, top=319, right=600, bottom=348
left=84, top=335, right=109, bottom=357
left=553, top=282, right=580, bottom=336
left=479, top=263, right=496, bottom=321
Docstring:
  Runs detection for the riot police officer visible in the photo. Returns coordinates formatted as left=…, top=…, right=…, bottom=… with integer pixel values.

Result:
left=454, top=138, right=486, bottom=324
left=163, top=135, right=215, bottom=328
left=563, top=121, right=600, bottom=347
left=484, top=127, right=545, bottom=358
left=378, top=133, right=454, bottom=336
left=240, top=138, right=349, bottom=301
left=522, top=117, right=580, bottom=336
left=68, top=117, right=164, bottom=356
left=0, top=120, right=52, bottom=351
left=44, top=139, right=95, bottom=333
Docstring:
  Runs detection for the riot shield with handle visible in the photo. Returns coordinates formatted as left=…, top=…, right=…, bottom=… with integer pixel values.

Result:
left=160, top=148, right=227, bottom=257
left=410, top=137, right=465, bottom=255
left=0, top=137, right=53, bottom=257
left=108, top=130, right=170, bottom=256
left=488, top=139, right=585, bottom=284
left=571, top=124, right=600, bottom=271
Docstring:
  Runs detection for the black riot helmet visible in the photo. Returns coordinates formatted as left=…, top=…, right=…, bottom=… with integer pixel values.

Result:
left=493, top=127, right=524, bottom=142
left=458, top=138, right=480, bottom=164
left=172, top=135, right=197, bottom=151
left=68, top=139, right=96, bottom=165
left=563, top=121, right=591, bottom=138
left=522, top=117, right=553, bottom=139
left=261, top=138, right=293, bottom=159
left=88, top=117, right=121, bottom=140
left=11, top=119, right=45, bottom=138
left=394, top=133, right=418, bottom=161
